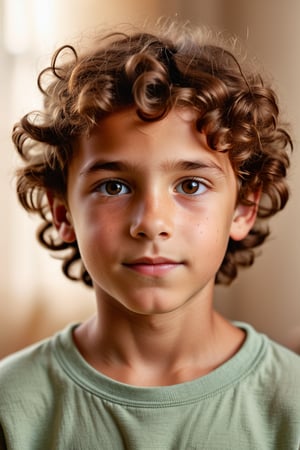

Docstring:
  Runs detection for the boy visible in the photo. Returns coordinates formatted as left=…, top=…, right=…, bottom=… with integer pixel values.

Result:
left=0, top=20, right=299, bottom=449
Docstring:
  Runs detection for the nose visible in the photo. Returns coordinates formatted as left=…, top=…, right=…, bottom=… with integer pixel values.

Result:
left=129, top=191, right=174, bottom=240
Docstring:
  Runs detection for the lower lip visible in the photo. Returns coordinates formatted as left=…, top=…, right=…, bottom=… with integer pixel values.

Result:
left=124, top=263, right=181, bottom=277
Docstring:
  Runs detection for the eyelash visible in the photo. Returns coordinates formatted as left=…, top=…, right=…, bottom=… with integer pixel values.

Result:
left=175, top=178, right=208, bottom=196
left=94, top=177, right=209, bottom=197
left=95, top=179, right=131, bottom=196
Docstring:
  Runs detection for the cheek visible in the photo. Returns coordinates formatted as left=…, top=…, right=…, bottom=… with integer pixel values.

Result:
left=81, top=219, right=117, bottom=249
left=186, top=209, right=232, bottom=254
left=72, top=214, right=113, bottom=262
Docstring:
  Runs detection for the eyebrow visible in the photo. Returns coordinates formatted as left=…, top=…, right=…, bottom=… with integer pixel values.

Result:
left=80, top=160, right=130, bottom=176
left=168, top=160, right=225, bottom=174
left=79, top=159, right=225, bottom=176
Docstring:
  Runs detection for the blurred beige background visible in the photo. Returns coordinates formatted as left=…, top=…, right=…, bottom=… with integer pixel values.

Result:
left=1, top=0, right=299, bottom=357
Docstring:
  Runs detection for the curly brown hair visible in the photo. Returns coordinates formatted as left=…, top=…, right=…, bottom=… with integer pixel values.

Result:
left=12, top=21, right=292, bottom=286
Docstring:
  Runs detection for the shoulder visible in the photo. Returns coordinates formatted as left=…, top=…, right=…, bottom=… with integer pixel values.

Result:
left=237, top=321, right=300, bottom=380
left=0, top=336, right=54, bottom=402
left=234, top=322, right=300, bottom=410
left=0, top=335, right=51, bottom=372
left=0, top=336, right=57, bottom=439
left=0, top=325, right=76, bottom=407
left=0, top=325, right=79, bottom=448
left=260, top=333, right=300, bottom=379
left=262, top=336, right=300, bottom=395
left=231, top=323, right=300, bottom=445
left=240, top=323, right=300, bottom=418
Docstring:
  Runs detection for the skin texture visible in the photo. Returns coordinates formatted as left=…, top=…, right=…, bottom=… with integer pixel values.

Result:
left=51, top=108, right=259, bottom=386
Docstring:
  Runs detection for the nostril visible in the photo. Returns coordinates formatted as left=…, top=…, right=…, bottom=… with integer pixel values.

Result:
left=159, top=231, right=169, bottom=238
left=137, top=231, right=147, bottom=237
left=130, top=213, right=173, bottom=240
left=132, top=228, right=171, bottom=240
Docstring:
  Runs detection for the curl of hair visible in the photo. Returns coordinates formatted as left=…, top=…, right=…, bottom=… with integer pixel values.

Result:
left=13, top=21, right=292, bottom=286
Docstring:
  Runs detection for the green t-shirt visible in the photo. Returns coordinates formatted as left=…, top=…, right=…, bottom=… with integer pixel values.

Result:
left=0, top=322, right=299, bottom=449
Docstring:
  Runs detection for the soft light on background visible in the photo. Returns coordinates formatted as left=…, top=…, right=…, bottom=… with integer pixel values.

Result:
left=1, top=0, right=299, bottom=357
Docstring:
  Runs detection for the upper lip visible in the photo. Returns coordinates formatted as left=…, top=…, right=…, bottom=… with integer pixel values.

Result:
left=123, top=257, right=181, bottom=265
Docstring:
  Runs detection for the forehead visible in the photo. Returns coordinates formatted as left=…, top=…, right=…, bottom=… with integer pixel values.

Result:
left=72, top=107, right=233, bottom=175
left=86, top=107, right=201, bottom=146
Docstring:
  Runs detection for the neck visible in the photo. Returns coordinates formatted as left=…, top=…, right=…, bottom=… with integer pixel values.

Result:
left=73, top=286, right=245, bottom=386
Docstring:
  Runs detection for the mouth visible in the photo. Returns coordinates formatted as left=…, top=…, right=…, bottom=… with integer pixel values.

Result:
left=122, top=257, right=184, bottom=277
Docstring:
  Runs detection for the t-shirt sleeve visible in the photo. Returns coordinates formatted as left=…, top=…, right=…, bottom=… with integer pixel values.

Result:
left=0, top=424, right=7, bottom=450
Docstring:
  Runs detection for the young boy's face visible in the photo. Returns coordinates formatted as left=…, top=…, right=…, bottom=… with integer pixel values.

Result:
left=53, top=108, right=256, bottom=315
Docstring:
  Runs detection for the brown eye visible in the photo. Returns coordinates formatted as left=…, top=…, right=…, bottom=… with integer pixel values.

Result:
left=98, top=180, right=130, bottom=196
left=176, top=179, right=207, bottom=195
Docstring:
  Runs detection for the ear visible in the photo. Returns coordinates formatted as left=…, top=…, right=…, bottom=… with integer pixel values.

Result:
left=47, top=192, right=76, bottom=243
left=230, top=191, right=261, bottom=241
